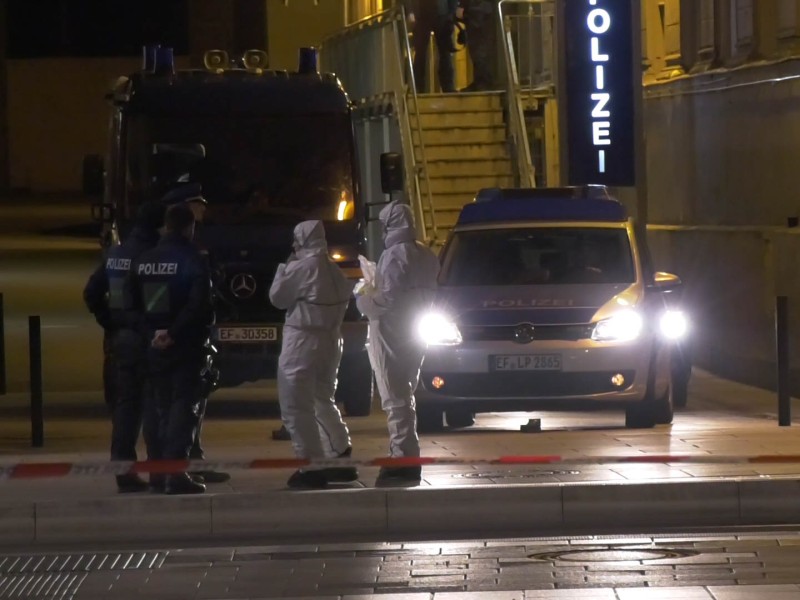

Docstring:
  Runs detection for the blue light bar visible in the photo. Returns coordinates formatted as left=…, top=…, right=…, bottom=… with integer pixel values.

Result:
left=298, top=47, right=318, bottom=74
left=457, top=187, right=627, bottom=226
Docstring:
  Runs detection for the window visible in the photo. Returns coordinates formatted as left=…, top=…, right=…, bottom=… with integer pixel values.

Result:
left=7, top=0, right=189, bottom=59
left=439, top=228, right=635, bottom=287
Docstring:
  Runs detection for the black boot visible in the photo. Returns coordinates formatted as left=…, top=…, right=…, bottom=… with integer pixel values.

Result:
left=165, top=473, right=206, bottom=495
left=324, top=446, right=359, bottom=483
left=287, top=470, right=327, bottom=489
left=376, top=466, right=422, bottom=485
left=272, top=425, right=291, bottom=441
left=116, top=473, right=149, bottom=493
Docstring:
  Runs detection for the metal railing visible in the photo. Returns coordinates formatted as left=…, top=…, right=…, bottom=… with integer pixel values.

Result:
left=319, top=6, right=437, bottom=244
left=498, top=0, right=557, bottom=188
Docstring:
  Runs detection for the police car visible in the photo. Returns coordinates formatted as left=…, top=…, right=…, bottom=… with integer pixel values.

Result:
left=415, top=186, right=691, bottom=431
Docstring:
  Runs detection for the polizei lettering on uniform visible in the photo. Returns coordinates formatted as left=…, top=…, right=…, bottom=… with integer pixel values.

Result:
left=588, top=0, right=611, bottom=174
left=138, top=262, right=179, bottom=275
left=106, top=257, right=131, bottom=271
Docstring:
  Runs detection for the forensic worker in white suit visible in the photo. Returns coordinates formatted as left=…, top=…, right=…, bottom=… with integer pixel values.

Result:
left=356, top=201, right=440, bottom=484
left=269, top=220, right=357, bottom=489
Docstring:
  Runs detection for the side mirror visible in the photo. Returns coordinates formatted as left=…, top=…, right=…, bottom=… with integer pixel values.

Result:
left=653, top=271, right=682, bottom=292
left=380, top=152, right=404, bottom=194
left=82, top=154, right=104, bottom=196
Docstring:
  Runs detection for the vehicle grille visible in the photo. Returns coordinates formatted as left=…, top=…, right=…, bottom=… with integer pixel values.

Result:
left=461, top=324, right=594, bottom=342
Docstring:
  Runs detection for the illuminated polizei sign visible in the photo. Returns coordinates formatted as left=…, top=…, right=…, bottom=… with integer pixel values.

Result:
left=564, top=0, right=636, bottom=187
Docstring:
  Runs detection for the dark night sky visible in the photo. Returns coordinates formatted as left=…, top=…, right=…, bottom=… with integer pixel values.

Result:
left=6, top=0, right=188, bottom=58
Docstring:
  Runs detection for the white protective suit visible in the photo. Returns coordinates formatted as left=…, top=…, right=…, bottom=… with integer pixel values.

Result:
left=269, top=220, right=356, bottom=460
left=356, top=202, right=440, bottom=457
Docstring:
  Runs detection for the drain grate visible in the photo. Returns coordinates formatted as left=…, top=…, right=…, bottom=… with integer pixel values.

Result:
left=0, top=573, right=86, bottom=599
left=0, top=552, right=166, bottom=575
left=530, top=548, right=699, bottom=562
left=453, top=470, right=581, bottom=480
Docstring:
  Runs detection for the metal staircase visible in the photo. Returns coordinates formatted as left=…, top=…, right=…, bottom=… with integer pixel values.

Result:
left=412, top=92, right=516, bottom=241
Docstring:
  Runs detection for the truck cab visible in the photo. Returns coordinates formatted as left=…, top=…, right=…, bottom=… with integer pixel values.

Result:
left=86, top=47, right=373, bottom=416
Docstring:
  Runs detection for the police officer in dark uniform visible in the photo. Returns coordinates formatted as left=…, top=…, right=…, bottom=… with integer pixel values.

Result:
left=404, top=0, right=458, bottom=93
left=160, top=184, right=230, bottom=484
left=458, top=0, right=499, bottom=91
left=83, top=200, right=166, bottom=493
left=126, top=202, right=214, bottom=495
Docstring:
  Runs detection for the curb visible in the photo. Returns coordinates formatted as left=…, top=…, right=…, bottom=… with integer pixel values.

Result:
left=2, top=477, right=800, bottom=545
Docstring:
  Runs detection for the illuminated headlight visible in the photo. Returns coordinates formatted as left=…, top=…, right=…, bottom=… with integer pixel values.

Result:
left=417, top=312, right=462, bottom=346
left=659, top=310, right=688, bottom=340
left=591, top=310, right=643, bottom=342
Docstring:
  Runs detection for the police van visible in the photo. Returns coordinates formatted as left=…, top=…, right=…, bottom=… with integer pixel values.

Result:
left=84, top=47, right=376, bottom=416
left=414, top=186, right=691, bottom=431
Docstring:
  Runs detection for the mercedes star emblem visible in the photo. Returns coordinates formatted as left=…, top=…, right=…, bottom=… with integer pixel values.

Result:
left=230, top=273, right=257, bottom=299
left=513, top=323, right=535, bottom=344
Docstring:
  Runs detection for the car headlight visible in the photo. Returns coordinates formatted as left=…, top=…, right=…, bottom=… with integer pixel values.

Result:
left=591, top=309, right=643, bottom=342
left=416, top=312, right=462, bottom=346
left=659, top=310, right=688, bottom=340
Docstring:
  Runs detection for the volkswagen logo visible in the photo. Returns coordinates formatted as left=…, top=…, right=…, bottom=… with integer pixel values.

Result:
left=230, top=273, right=257, bottom=299
left=513, top=323, right=535, bottom=344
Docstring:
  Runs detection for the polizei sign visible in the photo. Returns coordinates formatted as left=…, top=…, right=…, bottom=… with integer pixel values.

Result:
left=564, top=0, right=636, bottom=186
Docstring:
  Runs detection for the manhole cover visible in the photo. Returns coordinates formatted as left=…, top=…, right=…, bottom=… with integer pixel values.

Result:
left=530, top=548, right=698, bottom=562
left=453, top=470, right=581, bottom=479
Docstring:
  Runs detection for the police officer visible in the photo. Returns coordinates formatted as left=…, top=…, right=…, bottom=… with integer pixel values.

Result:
left=83, top=200, right=166, bottom=493
left=404, top=0, right=458, bottom=93
left=161, top=184, right=230, bottom=485
left=457, top=0, right=499, bottom=91
left=126, top=202, right=214, bottom=495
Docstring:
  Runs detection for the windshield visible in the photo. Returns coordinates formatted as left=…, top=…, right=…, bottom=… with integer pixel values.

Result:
left=440, top=227, right=635, bottom=286
left=123, top=113, right=356, bottom=225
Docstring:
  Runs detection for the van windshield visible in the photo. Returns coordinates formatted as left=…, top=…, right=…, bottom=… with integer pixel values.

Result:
left=123, top=113, right=356, bottom=225
left=440, top=227, right=635, bottom=286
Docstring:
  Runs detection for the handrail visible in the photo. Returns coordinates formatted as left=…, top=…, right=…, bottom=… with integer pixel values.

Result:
left=498, top=0, right=554, bottom=188
left=319, top=6, right=437, bottom=244
left=396, top=7, right=438, bottom=244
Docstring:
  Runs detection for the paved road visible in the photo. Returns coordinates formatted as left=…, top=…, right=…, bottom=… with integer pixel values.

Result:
left=3, top=529, right=800, bottom=598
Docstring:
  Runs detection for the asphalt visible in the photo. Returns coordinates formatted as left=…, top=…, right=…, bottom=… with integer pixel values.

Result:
left=2, top=370, right=800, bottom=547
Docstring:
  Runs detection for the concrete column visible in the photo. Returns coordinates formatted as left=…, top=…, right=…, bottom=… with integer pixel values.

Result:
left=232, top=0, right=268, bottom=57
left=188, top=0, right=235, bottom=67
left=0, top=0, right=9, bottom=196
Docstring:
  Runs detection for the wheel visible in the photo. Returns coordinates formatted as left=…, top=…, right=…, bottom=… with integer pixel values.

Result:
left=671, top=344, right=692, bottom=409
left=336, top=351, right=373, bottom=416
left=445, top=409, right=475, bottom=429
left=625, top=376, right=673, bottom=428
left=417, top=404, right=444, bottom=433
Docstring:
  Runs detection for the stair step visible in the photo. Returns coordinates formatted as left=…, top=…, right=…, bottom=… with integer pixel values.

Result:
left=415, top=92, right=504, bottom=113
left=425, top=159, right=513, bottom=178
left=413, top=127, right=507, bottom=145
left=410, top=111, right=506, bottom=129
left=422, top=175, right=515, bottom=195
left=416, top=143, right=508, bottom=161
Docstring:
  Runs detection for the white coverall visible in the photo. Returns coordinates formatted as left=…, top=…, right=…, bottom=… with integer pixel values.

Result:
left=269, top=221, right=355, bottom=460
left=356, top=202, right=440, bottom=457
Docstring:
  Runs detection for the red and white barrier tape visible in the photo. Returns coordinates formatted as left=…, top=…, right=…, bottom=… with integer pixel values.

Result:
left=2, top=454, right=800, bottom=480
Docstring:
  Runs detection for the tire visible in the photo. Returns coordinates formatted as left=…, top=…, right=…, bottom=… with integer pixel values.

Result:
left=625, top=377, right=674, bottom=428
left=445, top=409, right=475, bottom=429
left=417, top=404, right=444, bottom=433
left=671, top=344, right=692, bottom=409
left=336, top=351, right=373, bottom=417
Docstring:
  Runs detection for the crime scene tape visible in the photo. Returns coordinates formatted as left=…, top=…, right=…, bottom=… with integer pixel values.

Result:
left=2, top=454, right=800, bottom=480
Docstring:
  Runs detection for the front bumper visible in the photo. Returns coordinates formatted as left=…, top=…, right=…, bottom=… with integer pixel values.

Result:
left=417, top=337, right=663, bottom=408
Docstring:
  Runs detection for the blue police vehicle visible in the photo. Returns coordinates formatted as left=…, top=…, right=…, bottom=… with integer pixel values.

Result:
left=414, top=186, right=691, bottom=431
left=84, top=47, right=374, bottom=416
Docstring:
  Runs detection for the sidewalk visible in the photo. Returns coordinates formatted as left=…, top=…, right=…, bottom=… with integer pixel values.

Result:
left=2, top=370, right=800, bottom=546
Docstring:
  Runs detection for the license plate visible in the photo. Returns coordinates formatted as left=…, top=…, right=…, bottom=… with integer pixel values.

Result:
left=491, top=354, right=562, bottom=371
left=215, top=326, right=279, bottom=343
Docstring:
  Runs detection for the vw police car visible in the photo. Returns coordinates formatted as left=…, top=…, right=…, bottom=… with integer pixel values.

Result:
left=415, top=186, right=690, bottom=431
